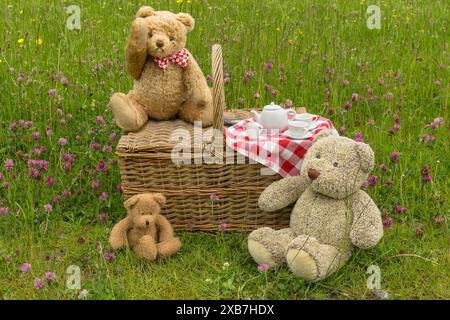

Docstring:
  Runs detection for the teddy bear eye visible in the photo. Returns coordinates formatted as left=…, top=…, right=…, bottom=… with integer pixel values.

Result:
left=148, top=32, right=153, bottom=37
left=169, top=36, right=175, bottom=41
left=333, top=162, right=339, bottom=167
left=316, top=154, right=321, bottom=159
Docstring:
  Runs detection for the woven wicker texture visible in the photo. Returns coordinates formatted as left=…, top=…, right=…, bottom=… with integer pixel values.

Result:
left=116, top=45, right=302, bottom=231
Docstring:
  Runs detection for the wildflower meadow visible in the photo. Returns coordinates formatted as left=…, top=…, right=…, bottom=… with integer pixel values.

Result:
left=0, top=0, right=449, bottom=299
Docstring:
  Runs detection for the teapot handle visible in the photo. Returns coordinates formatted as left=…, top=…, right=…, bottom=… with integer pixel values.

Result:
left=286, top=109, right=297, bottom=119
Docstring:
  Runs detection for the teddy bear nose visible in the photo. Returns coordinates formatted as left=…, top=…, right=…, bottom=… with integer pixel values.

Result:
left=308, top=168, right=320, bottom=180
left=145, top=220, right=150, bottom=226
left=156, top=40, right=164, bottom=48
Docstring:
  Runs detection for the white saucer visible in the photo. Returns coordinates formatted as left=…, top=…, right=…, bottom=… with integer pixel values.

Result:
left=283, top=130, right=313, bottom=140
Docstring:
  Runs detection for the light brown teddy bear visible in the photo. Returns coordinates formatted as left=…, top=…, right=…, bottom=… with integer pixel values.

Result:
left=248, top=129, right=383, bottom=281
left=110, top=6, right=213, bottom=132
left=109, top=193, right=181, bottom=260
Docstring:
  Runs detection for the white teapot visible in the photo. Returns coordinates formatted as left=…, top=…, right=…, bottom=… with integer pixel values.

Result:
left=251, top=102, right=297, bottom=130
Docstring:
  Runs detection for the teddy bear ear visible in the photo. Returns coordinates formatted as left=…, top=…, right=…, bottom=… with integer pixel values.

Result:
left=153, top=193, right=167, bottom=207
left=313, top=128, right=339, bottom=143
left=354, top=142, right=375, bottom=173
left=124, top=194, right=141, bottom=209
left=135, top=6, right=156, bottom=18
left=176, top=13, right=195, bottom=32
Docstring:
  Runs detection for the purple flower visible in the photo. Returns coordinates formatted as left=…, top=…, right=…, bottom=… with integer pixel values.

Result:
left=44, top=204, right=53, bottom=213
left=90, top=142, right=101, bottom=150
left=91, top=180, right=100, bottom=191
left=379, top=164, right=387, bottom=172
left=34, top=278, right=45, bottom=290
left=342, top=79, right=349, bottom=86
left=210, top=193, right=222, bottom=201
left=385, top=92, right=394, bottom=101
left=48, top=88, right=56, bottom=97
left=354, top=132, right=364, bottom=142
left=422, top=135, right=435, bottom=143
left=361, top=180, right=369, bottom=189
left=258, top=263, right=269, bottom=272
left=383, top=218, right=392, bottom=229
left=100, top=192, right=109, bottom=201
left=96, top=116, right=104, bottom=125
left=20, top=262, right=31, bottom=273
left=96, top=160, right=108, bottom=172
left=368, top=175, right=377, bottom=186
left=421, top=165, right=430, bottom=176
left=219, top=223, right=228, bottom=230
left=0, top=207, right=9, bottom=216
left=99, top=213, right=108, bottom=222
left=390, top=152, right=399, bottom=163
left=109, top=132, right=117, bottom=142
left=5, top=159, right=14, bottom=171
left=434, top=80, right=441, bottom=86
left=263, top=61, right=274, bottom=71
left=32, top=131, right=40, bottom=140
left=10, top=122, right=17, bottom=131
left=116, top=183, right=123, bottom=193
left=58, top=138, right=68, bottom=146
left=103, top=253, right=115, bottom=262
left=344, top=101, right=352, bottom=110
left=423, top=175, right=432, bottom=183
left=416, top=225, right=424, bottom=238
left=253, top=92, right=261, bottom=99
left=393, top=114, right=400, bottom=123
left=385, top=179, right=393, bottom=186
left=60, top=75, right=69, bottom=85
left=367, top=119, right=375, bottom=126
left=396, top=207, right=408, bottom=214
left=52, top=195, right=62, bottom=203
left=3, top=182, right=9, bottom=189
left=63, top=189, right=72, bottom=197
left=102, top=145, right=112, bottom=153
left=351, top=93, right=359, bottom=102
left=45, top=272, right=57, bottom=282
left=284, top=99, right=293, bottom=108
left=77, top=236, right=85, bottom=244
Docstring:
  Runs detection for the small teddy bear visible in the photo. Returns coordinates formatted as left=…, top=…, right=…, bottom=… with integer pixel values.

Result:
left=109, top=193, right=181, bottom=260
left=248, top=129, right=383, bottom=281
left=109, top=6, right=213, bottom=132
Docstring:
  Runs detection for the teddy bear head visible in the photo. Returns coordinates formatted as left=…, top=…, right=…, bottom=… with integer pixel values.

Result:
left=300, top=130, right=375, bottom=199
left=124, top=193, right=167, bottom=229
left=135, top=6, right=195, bottom=58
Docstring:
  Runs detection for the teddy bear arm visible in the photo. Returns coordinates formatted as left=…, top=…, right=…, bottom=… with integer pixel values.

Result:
left=182, top=52, right=211, bottom=106
left=125, top=18, right=148, bottom=80
left=109, top=217, right=133, bottom=249
left=349, top=191, right=383, bottom=249
left=259, top=175, right=309, bottom=212
left=155, top=215, right=176, bottom=242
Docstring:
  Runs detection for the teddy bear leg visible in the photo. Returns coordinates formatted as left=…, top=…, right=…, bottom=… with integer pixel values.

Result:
left=178, top=98, right=213, bottom=127
left=157, top=237, right=182, bottom=258
left=286, top=235, right=351, bottom=281
left=132, top=235, right=158, bottom=261
left=248, top=227, right=296, bottom=268
left=109, top=92, right=148, bottom=132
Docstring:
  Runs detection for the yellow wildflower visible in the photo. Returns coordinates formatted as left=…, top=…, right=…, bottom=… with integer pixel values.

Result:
left=36, top=38, right=43, bottom=45
left=176, top=0, right=184, bottom=4
left=18, top=38, right=24, bottom=44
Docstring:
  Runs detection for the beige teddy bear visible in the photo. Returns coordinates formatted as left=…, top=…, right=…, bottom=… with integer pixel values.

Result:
left=109, top=193, right=181, bottom=260
left=110, top=6, right=213, bottom=132
left=248, top=129, right=383, bottom=281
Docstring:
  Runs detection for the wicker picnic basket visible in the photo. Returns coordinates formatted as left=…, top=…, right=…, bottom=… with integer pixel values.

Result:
left=116, top=44, right=296, bottom=231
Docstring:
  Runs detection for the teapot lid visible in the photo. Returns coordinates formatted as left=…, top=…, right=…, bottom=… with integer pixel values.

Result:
left=263, top=102, right=282, bottom=111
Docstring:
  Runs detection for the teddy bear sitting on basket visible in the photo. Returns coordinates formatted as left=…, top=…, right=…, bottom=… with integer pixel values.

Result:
left=110, top=6, right=213, bottom=132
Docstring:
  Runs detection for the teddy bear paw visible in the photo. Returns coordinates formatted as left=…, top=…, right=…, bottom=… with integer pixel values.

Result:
left=286, top=248, right=319, bottom=281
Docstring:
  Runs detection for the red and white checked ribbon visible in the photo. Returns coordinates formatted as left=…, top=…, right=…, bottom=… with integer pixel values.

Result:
left=153, top=48, right=190, bottom=70
left=225, top=115, right=334, bottom=177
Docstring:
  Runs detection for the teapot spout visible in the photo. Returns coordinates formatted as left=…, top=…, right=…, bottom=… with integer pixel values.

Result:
left=251, top=110, right=261, bottom=123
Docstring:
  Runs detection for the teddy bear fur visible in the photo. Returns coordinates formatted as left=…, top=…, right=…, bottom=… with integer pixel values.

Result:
left=109, top=193, right=181, bottom=260
left=248, top=129, right=383, bottom=281
left=109, top=6, right=213, bottom=132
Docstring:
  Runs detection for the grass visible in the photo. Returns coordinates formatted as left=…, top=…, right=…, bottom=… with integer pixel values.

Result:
left=0, top=0, right=449, bottom=299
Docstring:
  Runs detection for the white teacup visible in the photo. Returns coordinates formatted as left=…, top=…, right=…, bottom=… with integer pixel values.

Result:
left=287, top=120, right=309, bottom=138
left=295, top=113, right=314, bottom=122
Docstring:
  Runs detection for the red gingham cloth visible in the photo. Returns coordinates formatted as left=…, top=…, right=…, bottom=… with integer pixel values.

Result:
left=225, top=115, right=334, bottom=177
left=153, top=48, right=190, bottom=70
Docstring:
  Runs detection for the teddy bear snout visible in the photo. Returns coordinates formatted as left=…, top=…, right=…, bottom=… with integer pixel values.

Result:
left=308, top=168, right=321, bottom=180
left=156, top=40, right=164, bottom=48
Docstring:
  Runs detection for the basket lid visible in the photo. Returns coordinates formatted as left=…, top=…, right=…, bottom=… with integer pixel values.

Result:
left=116, top=109, right=254, bottom=154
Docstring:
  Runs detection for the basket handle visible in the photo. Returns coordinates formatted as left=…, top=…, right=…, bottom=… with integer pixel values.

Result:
left=212, top=44, right=225, bottom=131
